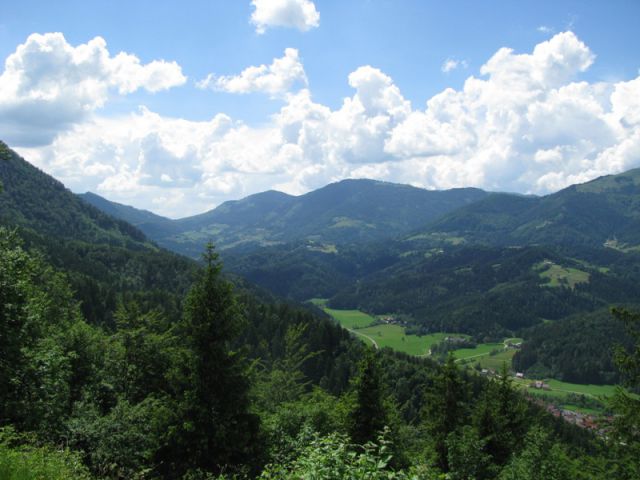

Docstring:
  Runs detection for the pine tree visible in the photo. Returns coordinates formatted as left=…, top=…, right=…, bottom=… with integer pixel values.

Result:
left=473, top=363, right=527, bottom=466
left=349, top=349, right=388, bottom=445
left=609, top=308, right=640, bottom=478
left=423, top=355, right=468, bottom=472
left=161, top=243, right=261, bottom=477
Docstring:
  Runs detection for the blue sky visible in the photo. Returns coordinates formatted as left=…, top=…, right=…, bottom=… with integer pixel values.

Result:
left=1, top=0, right=639, bottom=217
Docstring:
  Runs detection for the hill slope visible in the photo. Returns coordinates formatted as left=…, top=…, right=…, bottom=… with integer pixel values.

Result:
left=0, top=141, right=196, bottom=325
left=417, top=169, right=640, bottom=248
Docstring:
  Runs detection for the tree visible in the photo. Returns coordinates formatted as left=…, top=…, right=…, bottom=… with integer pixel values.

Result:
left=498, top=427, right=574, bottom=480
left=160, top=243, right=261, bottom=477
left=349, top=349, right=388, bottom=446
left=609, top=308, right=640, bottom=478
left=422, top=355, right=468, bottom=472
left=446, top=425, right=493, bottom=480
left=473, top=363, right=527, bottom=466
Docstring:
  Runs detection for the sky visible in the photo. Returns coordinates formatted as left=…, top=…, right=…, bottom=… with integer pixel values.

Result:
left=1, top=0, right=639, bottom=218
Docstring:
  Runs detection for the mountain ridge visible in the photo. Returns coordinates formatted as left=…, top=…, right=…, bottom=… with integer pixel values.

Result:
left=81, top=178, right=490, bottom=257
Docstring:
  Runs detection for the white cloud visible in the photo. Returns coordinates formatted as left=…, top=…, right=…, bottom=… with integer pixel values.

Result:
left=11, top=31, right=640, bottom=217
left=198, top=48, right=307, bottom=98
left=537, top=25, right=553, bottom=34
left=441, top=58, right=468, bottom=73
left=0, top=32, right=186, bottom=147
left=250, top=0, right=320, bottom=34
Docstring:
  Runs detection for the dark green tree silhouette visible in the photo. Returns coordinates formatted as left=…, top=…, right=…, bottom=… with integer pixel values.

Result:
left=609, top=308, right=640, bottom=478
left=160, top=243, right=261, bottom=477
left=349, top=349, right=388, bottom=445
left=473, top=363, right=527, bottom=466
left=423, top=355, right=468, bottom=472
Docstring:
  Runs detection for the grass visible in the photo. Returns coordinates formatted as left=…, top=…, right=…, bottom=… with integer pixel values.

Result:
left=453, top=343, right=503, bottom=361
left=545, top=379, right=617, bottom=398
left=323, top=308, right=377, bottom=329
left=312, top=300, right=463, bottom=356
left=513, top=377, right=617, bottom=400
left=535, top=261, right=590, bottom=288
left=353, top=327, right=458, bottom=356
left=474, top=349, right=517, bottom=371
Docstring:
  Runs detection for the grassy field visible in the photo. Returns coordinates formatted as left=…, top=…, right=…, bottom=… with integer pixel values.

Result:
left=312, top=300, right=461, bottom=356
left=513, top=377, right=617, bottom=400
left=474, top=349, right=517, bottom=371
left=353, top=326, right=453, bottom=356
left=323, top=308, right=377, bottom=329
left=453, top=343, right=503, bottom=360
left=535, top=261, right=590, bottom=288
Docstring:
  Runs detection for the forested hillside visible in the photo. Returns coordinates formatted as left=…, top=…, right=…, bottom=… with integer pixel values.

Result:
left=419, top=168, right=640, bottom=248
left=0, top=141, right=197, bottom=326
left=328, top=245, right=640, bottom=337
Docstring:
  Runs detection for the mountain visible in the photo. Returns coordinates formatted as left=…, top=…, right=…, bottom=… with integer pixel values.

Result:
left=415, top=168, right=640, bottom=249
left=0, top=141, right=197, bottom=325
left=0, top=143, right=150, bottom=248
left=79, top=191, right=170, bottom=227
left=81, top=179, right=489, bottom=257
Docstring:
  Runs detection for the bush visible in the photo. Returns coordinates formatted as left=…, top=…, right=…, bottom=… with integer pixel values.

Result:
left=0, top=427, right=92, bottom=480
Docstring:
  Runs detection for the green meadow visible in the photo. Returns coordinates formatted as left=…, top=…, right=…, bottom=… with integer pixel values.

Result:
left=453, top=343, right=503, bottom=360
left=313, top=300, right=461, bottom=356
left=354, top=325, right=452, bottom=356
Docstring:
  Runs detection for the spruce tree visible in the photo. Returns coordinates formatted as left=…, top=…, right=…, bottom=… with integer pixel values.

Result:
left=349, top=349, right=388, bottom=445
left=161, top=243, right=261, bottom=477
left=423, top=355, right=468, bottom=472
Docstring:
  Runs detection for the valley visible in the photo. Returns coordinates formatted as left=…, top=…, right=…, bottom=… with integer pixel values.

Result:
left=317, top=299, right=619, bottom=416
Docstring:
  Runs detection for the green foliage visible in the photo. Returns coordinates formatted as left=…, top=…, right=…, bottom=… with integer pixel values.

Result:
left=259, top=429, right=419, bottom=480
left=349, top=350, right=389, bottom=446
left=498, top=427, right=574, bottom=480
left=0, top=427, right=92, bottom=480
left=608, top=308, right=640, bottom=477
left=446, top=425, right=493, bottom=480
left=161, top=244, right=262, bottom=477
left=472, top=365, right=528, bottom=466
left=513, top=307, right=635, bottom=384
left=0, top=228, right=87, bottom=439
left=422, top=356, right=469, bottom=472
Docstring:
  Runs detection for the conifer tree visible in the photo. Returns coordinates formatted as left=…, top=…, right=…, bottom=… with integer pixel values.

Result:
left=423, top=355, right=468, bottom=472
left=161, top=243, right=261, bottom=477
left=473, top=363, right=527, bottom=466
left=349, top=349, right=388, bottom=445
left=609, top=308, right=640, bottom=478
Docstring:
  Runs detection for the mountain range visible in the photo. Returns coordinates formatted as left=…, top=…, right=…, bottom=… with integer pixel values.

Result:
left=80, top=180, right=489, bottom=256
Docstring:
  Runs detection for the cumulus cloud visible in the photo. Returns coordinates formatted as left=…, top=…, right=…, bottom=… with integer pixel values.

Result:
left=250, top=0, right=320, bottom=34
left=12, top=31, right=640, bottom=217
left=197, top=48, right=307, bottom=98
left=441, top=58, right=468, bottom=73
left=0, top=32, right=186, bottom=147
left=386, top=31, right=617, bottom=192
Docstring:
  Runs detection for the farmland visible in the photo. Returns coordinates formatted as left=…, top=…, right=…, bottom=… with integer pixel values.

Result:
left=312, top=299, right=458, bottom=356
